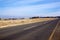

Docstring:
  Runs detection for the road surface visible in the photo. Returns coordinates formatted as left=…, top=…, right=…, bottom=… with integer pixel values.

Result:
left=0, top=19, right=59, bottom=40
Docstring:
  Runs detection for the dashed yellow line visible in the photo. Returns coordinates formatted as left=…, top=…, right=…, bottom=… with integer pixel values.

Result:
left=48, top=20, right=60, bottom=40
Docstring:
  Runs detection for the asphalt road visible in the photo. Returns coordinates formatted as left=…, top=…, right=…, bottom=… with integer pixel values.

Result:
left=0, top=19, right=59, bottom=40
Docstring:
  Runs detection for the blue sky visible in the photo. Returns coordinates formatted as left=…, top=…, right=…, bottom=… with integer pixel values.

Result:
left=0, top=0, right=60, bottom=18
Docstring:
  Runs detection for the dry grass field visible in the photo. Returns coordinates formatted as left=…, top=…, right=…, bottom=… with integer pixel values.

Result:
left=0, top=18, right=57, bottom=28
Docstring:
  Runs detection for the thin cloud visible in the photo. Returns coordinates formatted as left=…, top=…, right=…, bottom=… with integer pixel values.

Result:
left=2, top=2, right=60, bottom=16
left=1, top=0, right=43, bottom=3
left=0, top=0, right=44, bottom=7
left=0, top=0, right=60, bottom=17
left=46, top=11, right=60, bottom=16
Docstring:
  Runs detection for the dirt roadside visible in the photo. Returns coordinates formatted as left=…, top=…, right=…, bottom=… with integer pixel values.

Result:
left=51, top=20, right=60, bottom=40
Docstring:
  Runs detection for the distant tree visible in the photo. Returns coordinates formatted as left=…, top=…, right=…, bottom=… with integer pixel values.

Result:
left=11, top=18, right=17, bottom=20
left=21, top=18, right=25, bottom=19
left=30, top=16, right=40, bottom=19
left=0, top=18, right=1, bottom=20
left=56, top=16, right=60, bottom=18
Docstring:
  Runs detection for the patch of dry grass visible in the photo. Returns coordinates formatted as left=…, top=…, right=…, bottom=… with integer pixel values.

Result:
left=0, top=18, right=57, bottom=28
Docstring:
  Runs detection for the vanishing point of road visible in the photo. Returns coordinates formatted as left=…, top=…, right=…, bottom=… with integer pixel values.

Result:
left=0, top=19, right=60, bottom=40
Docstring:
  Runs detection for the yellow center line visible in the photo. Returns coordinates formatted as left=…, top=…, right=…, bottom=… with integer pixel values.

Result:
left=48, top=20, right=60, bottom=40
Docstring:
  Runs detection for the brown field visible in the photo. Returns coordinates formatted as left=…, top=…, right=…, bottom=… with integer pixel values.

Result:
left=0, top=18, right=57, bottom=28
